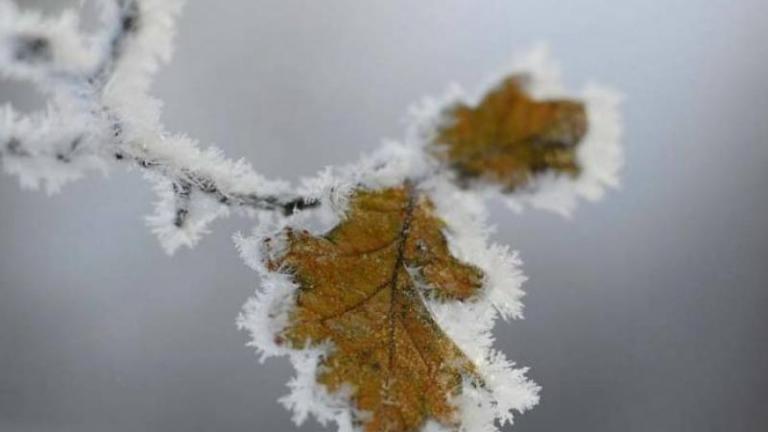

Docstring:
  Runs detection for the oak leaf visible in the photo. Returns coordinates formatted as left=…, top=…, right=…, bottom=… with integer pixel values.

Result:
left=432, top=75, right=588, bottom=191
left=267, top=184, right=485, bottom=432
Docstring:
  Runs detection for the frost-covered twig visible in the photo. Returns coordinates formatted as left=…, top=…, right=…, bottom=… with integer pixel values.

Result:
left=0, top=0, right=318, bottom=253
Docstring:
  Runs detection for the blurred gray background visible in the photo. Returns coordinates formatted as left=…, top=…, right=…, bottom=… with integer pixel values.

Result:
left=1, top=0, right=767, bottom=431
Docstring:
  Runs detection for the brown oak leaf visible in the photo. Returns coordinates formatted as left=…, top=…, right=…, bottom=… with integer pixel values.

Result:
left=267, top=184, right=485, bottom=432
left=432, top=75, right=588, bottom=191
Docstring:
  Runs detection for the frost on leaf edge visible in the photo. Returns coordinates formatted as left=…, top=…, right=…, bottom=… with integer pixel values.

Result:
left=236, top=171, right=539, bottom=432
left=406, top=43, right=624, bottom=217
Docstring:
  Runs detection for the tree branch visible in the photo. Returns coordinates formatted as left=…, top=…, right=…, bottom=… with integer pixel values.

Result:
left=0, top=0, right=319, bottom=252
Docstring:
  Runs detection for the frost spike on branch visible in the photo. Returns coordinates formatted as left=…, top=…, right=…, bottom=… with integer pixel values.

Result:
left=1, top=0, right=624, bottom=431
left=0, top=0, right=318, bottom=253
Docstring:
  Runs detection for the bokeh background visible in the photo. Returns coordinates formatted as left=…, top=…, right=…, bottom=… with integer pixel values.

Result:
left=1, top=0, right=767, bottom=431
